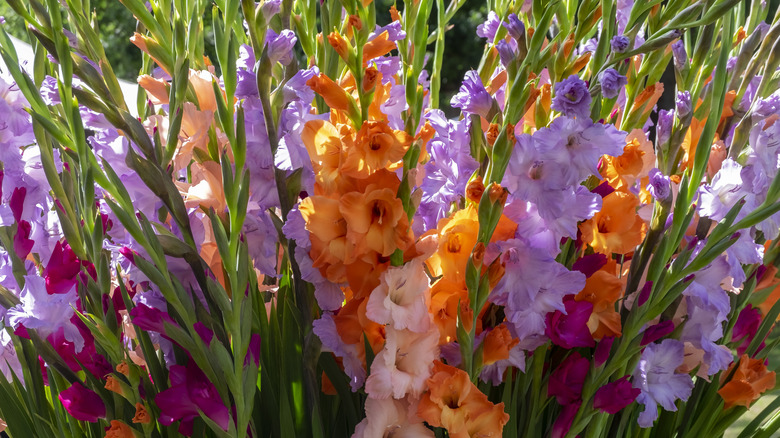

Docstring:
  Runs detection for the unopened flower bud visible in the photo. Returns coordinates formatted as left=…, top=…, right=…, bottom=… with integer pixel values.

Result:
left=610, top=35, right=630, bottom=53
left=327, top=32, right=350, bottom=62
left=488, top=182, right=508, bottom=205
left=471, top=242, right=485, bottom=266
left=466, top=179, right=485, bottom=203
left=486, top=123, right=500, bottom=146
left=675, top=90, right=692, bottom=118
left=363, top=66, right=380, bottom=92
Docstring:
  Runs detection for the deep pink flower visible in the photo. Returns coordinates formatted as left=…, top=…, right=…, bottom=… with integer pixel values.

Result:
left=129, top=303, right=176, bottom=334
left=640, top=321, right=675, bottom=346
left=546, top=295, right=595, bottom=348
left=572, top=253, right=608, bottom=278
left=593, top=376, right=640, bottom=414
left=732, top=305, right=761, bottom=356
left=9, top=187, right=26, bottom=221
left=43, top=241, right=81, bottom=295
left=13, top=220, right=34, bottom=259
left=551, top=401, right=581, bottom=438
left=548, top=352, right=590, bottom=405
left=58, top=382, right=105, bottom=422
left=595, top=336, right=615, bottom=367
left=156, top=364, right=230, bottom=435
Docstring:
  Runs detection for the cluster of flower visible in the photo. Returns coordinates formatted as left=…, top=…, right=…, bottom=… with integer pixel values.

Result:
left=0, top=0, right=779, bottom=437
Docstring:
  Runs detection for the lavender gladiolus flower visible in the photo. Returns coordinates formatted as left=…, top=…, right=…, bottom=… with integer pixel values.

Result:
left=676, top=91, right=692, bottom=117
left=502, top=13, right=525, bottom=41
left=611, top=35, right=630, bottom=53
left=552, top=75, right=592, bottom=119
left=647, top=168, right=671, bottom=200
left=266, top=29, right=297, bottom=65
left=496, top=40, right=516, bottom=67
left=632, top=339, right=694, bottom=427
left=656, top=109, right=674, bottom=145
left=451, top=70, right=493, bottom=118
left=477, top=11, right=500, bottom=41
left=599, top=68, right=627, bottom=99
left=697, top=159, right=746, bottom=222
left=672, top=40, right=687, bottom=70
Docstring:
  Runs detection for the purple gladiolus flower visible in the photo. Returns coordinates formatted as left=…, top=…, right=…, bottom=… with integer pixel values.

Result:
left=502, top=13, right=525, bottom=41
left=156, top=364, right=231, bottom=435
left=476, top=11, right=500, bottom=41
left=656, top=109, right=674, bottom=145
left=594, top=376, right=641, bottom=414
left=676, top=91, right=692, bottom=117
left=496, top=40, right=516, bottom=67
left=611, top=35, right=630, bottom=53
left=599, top=68, right=627, bottom=99
left=266, top=29, right=297, bottom=65
left=647, top=168, right=671, bottom=200
left=545, top=295, right=595, bottom=349
left=451, top=70, right=493, bottom=118
left=59, top=382, right=105, bottom=422
left=548, top=352, right=590, bottom=405
left=632, top=339, right=694, bottom=427
left=552, top=75, right=592, bottom=119
left=672, top=40, right=687, bottom=70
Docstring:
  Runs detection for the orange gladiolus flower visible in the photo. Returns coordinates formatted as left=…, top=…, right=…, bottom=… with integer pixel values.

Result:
left=757, top=264, right=780, bottom=317
left=333, top=297, right=386, bottom=365
left=579, top=190, right=644, bottom=255
left=430, top=277, right=468, bottom=344
left=575, top=259, right=624, bottom=339
left=363, top=31, right=396, bottom=63
left=132, top=403, right=151, bottom=424
left=418, top=361, right=509, bottom=438
left=307, top=73, right=354, bottom=112
left=341, top=120, right=412, bottom=178
left=339, top=184, right=413, bottom=257
left=104, top=420, right=135, bottom=438
left=301, top=119, right=346, bottom=193
left=600, top=130, right=653, bottom=191
left=718, top=354, right=776, bottom=409
left=427, top=206, right=516, bottom=282
left=482, top=324, right=518, bottom=365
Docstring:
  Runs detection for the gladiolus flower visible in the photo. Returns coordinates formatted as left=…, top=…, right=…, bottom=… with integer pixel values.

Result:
left=593, top=376, right=641, bottom=414
left=59, top=382, right=106, bottom=423
left=104, top=420, right=135, bottom=438
left=156, top=364, right=230, bottom=434
left=418, top=361, right=509, bottom=438
left=546, top=295, right=595, bottom=349
left=132, top=403, right=151, bottom=424
left=718, top=354, right=776, bottom=409
left=307, top=73, right=354, bottom=112
left=353, top=398, right=433, bottom=438
left=341, top=120, right=411, bottom=178
left=366, top=258, right=431, bottom=332
left=579, top=190, right=645, bottom=255
left=365, top=326, right=439, bottom=399
left=548, top=352, right=590, bottom=405
left=340, top=185, right=413, bottom=257
left=482, top=324, right=518, bottom=366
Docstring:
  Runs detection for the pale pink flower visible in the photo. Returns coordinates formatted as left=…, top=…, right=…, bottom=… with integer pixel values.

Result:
left=365, top=258, right=431, bottom=333
left=365, top=327, right=439, bottom=399
left=352, top=397, right=433, bottom=438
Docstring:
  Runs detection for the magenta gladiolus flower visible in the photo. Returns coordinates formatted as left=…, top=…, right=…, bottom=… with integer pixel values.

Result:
left=545, top=295, right=595, bottom=349
left=44, top=240, right=81, bottom=294
left=129, top=303, right=176, bottom=334
left=551, top=401, right=581, bottom=438
left=548, top=352, right=590, bottom=405
left=156, top=364, right=231, bottom=435
left=640, top=321, right=675, bottom=346
left=58, top=382, right=105, bottom=422
left=593, top=376, right=641, bottom=414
